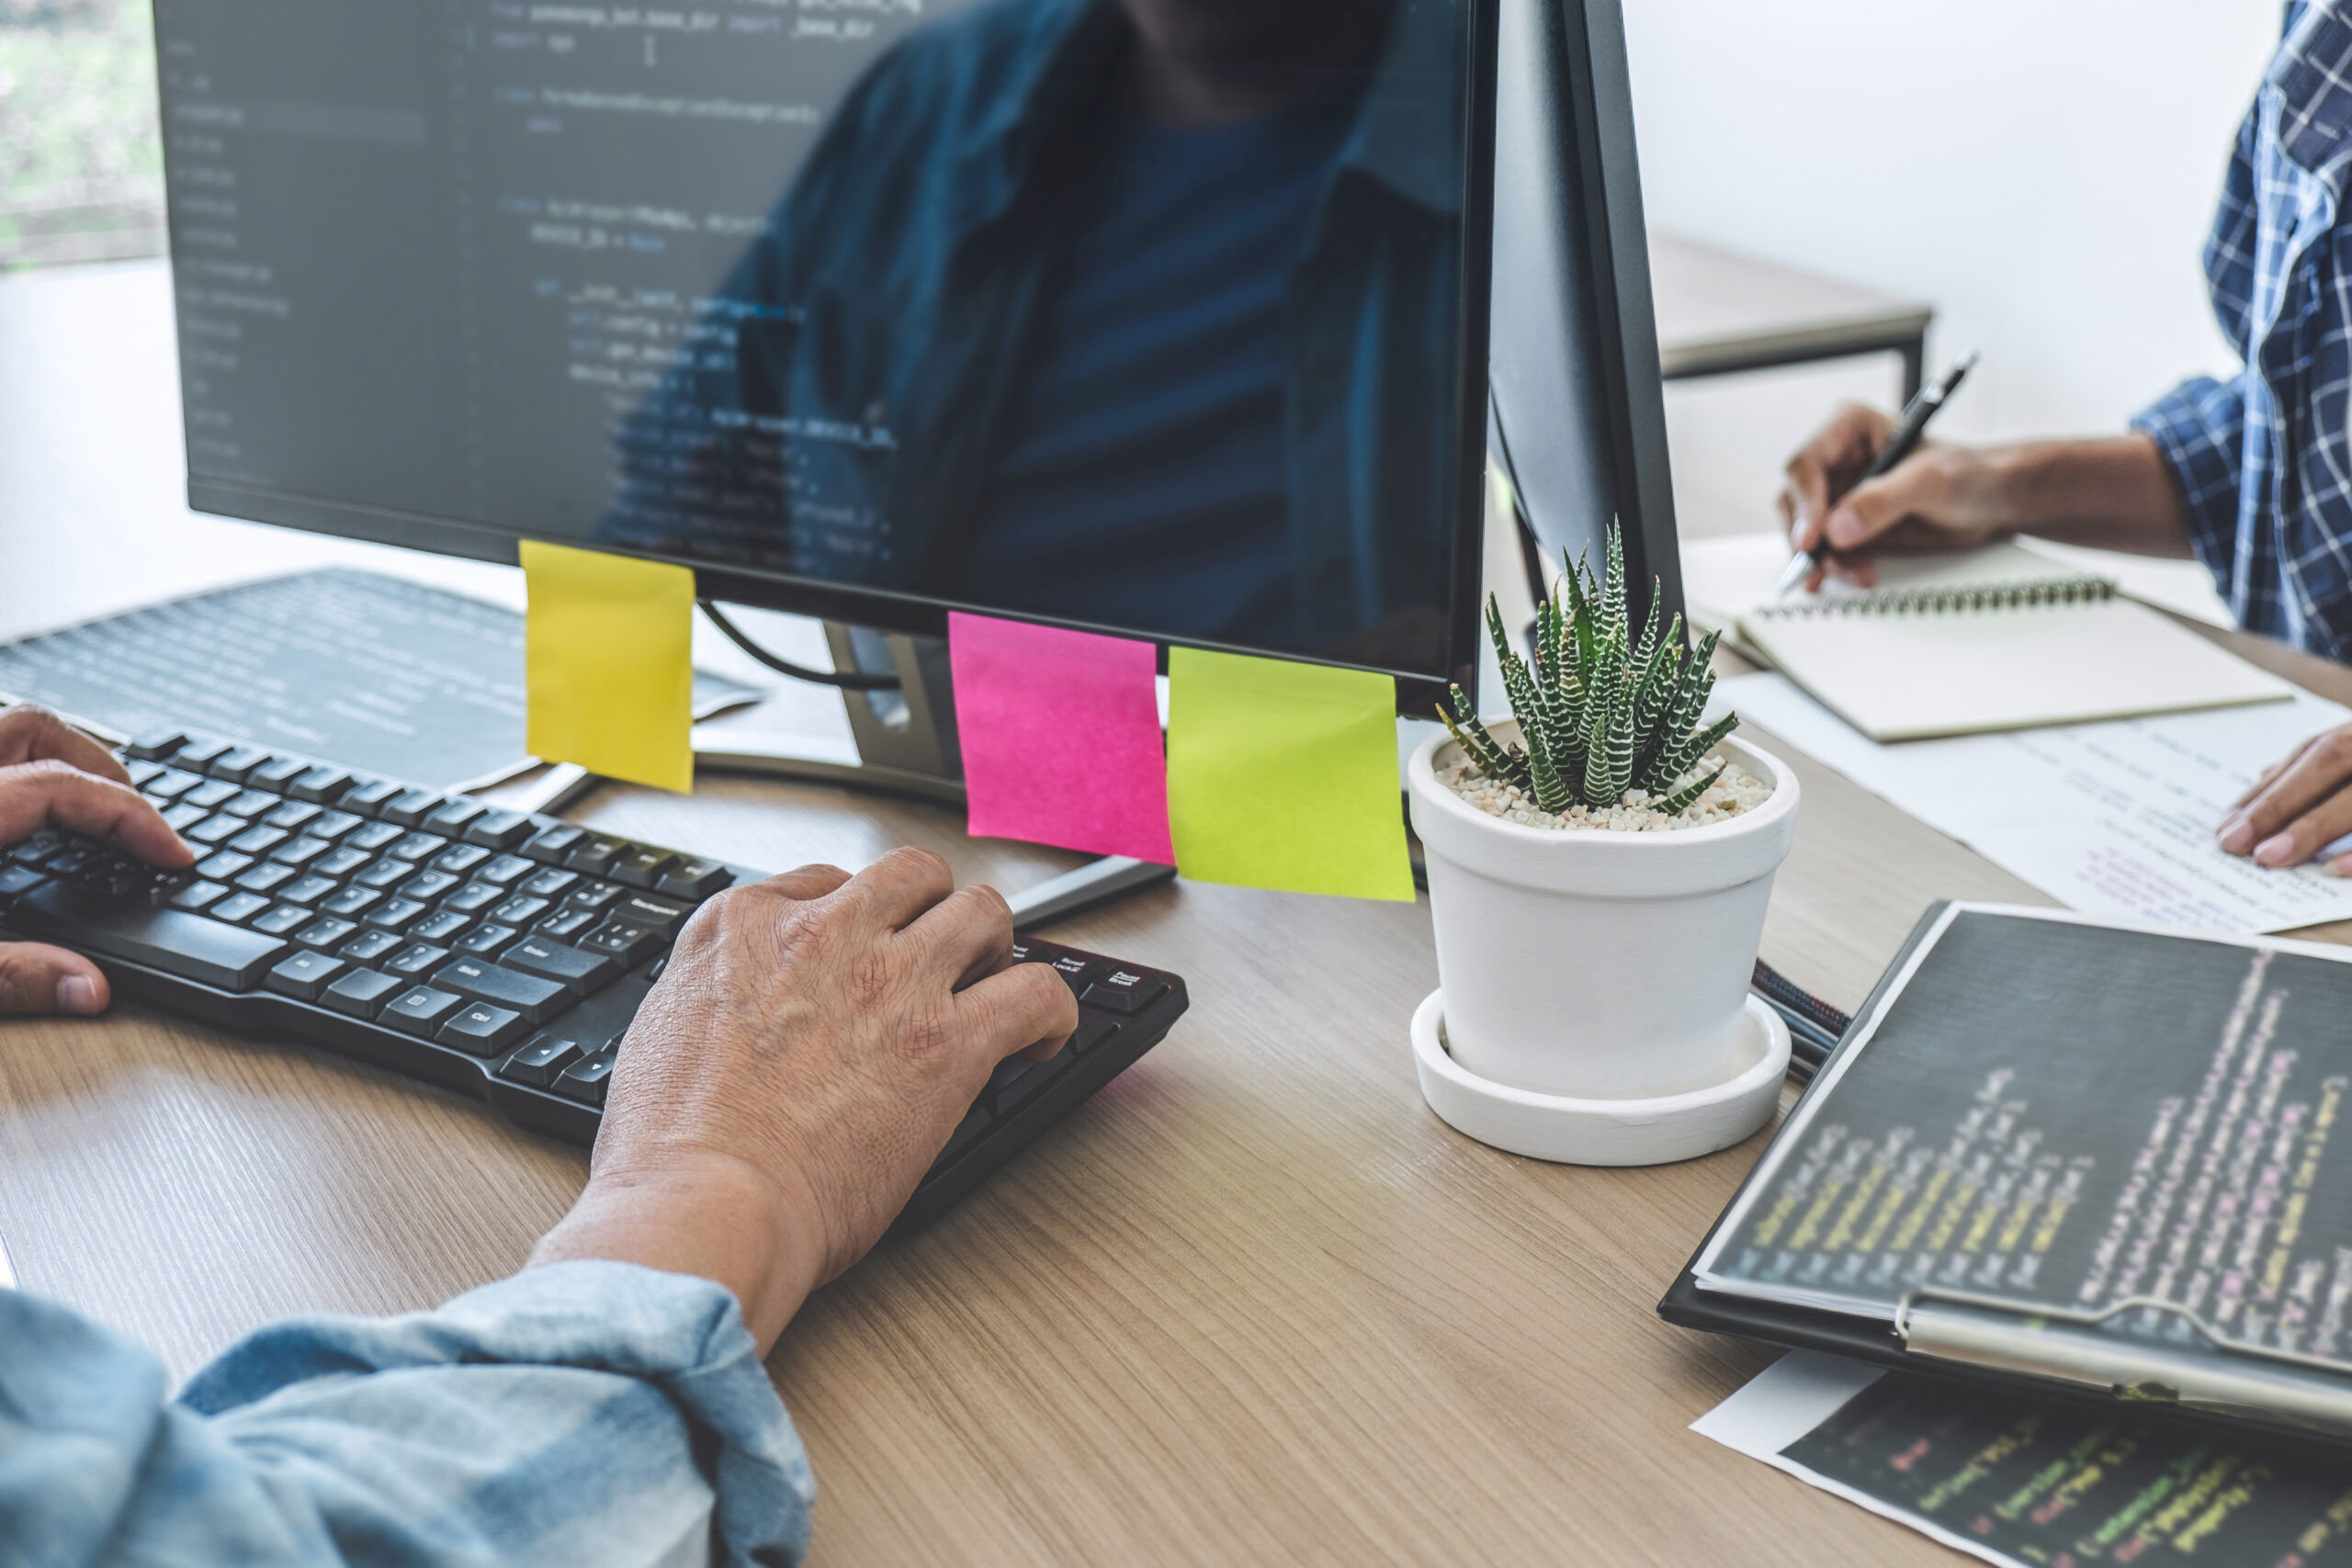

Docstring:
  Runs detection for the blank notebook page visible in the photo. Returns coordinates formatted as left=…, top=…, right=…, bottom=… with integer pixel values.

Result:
left=1733, top=545, right=2292, bottom=740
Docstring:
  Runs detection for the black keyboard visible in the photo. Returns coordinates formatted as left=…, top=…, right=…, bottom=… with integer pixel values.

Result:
left=0, top=728, right=1188, bottom=1236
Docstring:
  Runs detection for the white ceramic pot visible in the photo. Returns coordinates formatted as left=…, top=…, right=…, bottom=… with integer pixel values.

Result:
left=1406, top=724, right=1800, bottom=1100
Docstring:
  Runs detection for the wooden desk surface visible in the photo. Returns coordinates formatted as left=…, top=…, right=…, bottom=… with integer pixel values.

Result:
left=6, top=259, right=2349, bottom=1566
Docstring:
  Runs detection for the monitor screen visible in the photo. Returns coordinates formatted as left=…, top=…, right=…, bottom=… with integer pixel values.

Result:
left=153, top=0, right=1493, bottom=687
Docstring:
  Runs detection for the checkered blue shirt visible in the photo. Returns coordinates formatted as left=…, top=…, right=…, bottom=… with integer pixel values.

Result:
left=2134, top=0, right=2352, bottom=660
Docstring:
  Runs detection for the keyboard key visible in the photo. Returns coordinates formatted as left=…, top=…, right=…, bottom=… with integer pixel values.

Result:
left=6, top=830, right=62, bottom=865
left=580, top=919, right=662, bottom=967
left=227, top=825, right=288, bottom=856
left=185, top=779, right=242, bottom=811
left=503, top=936, right=622, bottom=997
left=1068, top=1011, right=1120, bottom=1055
left=362, top=897, right=429, bottom=932
left=123, top=759, right=165, bottom=789
left=555, top=1050, right=617, bottom=1105
left=938, top=1105, right=991, bottom=1165
left=221, top=790, right=278, bottom=818
left=399, top=869, right=462, bottom=902
left=611, top=846, right=676, bottom=889
left=162, top=802, right=209, bottom=832
left=322, top=967, right=404, bottom=1019
left=455, top=923, right=519, bottom=957
left=169, top=879, right=231, bottom=912
left=268, top=836, right=333, bottom=867
left=1047, top=952, right=1101, bottom=991
left=499, top=1034, right=582, bottom=1086
left=1079, top=968, right=1169, bottom=1015
left=194, top=851, right=254, bottom=881
left=338, top=778, right=403, bottom=815
left=143, top=768, right=205, bottom=802
left=250, top=756, right=311, bottom=792
left=320, top=886, right=383, bottom=918
left=385, top=942, right=452, bottom=978
left=346, top=820, right=405, bottom=852
left=490, top=895, right=550, bottom=927
left=424, top=799, right=488, bottom=837
left=353, top=858, right=415, bottom=890
left=383, top=790, right=444, bottom=829
left=340, top=928, right=405, bottom=964
left=314, top=846, right=372, bottom=879
left=125, top=727, right=190, bottom=761
left=657, top=858, right=732, bottom=901
left=612, top=892, right=692, bottom=938
left=564, top=834, right=627, bottom=874
left=381, top=985, right=464, bottom=1037
left=294, top=916, right=358, bottom=950
left=464, top=809, right=536, bottom=851
left=233, top=861, right=296, bottom=896
left=265, top=949, right=346, bottom=1001
left=434, top=956, right=569, bottom=1024
left=277, top=873, right=341, bottom=907
left=535, top=908, right=597, bottom=941
left=7, top=882, right=289, bottom=989
left=173, top=737, right=234, bottom=772
left=1008, top=936, right=1060, bottom=966
left=445, top=880, right=503, bottom=914
left=523, top=822, right=585, bottom=863
left=0, top=864, right=48, bottom=903
left=390, top=832, right=450, bottom=863
left=565, top=880, right=624, bottom=915
left=210, top=890, right=273, bottom=924
left=410, top=908, right=471, bottom=945
left=187, top=813, right=249, bottom=845
left=251, top=904, right=314, bottom=936
left=478, top=853, right=536, bottom=886
left=264, top=800, right=322, bottom=831
left=438, top=1001, right=529, bottom=1055
left=308, top=810, right=366, bottom=841
left=989, top=1056, right=1053, bottom=1116
left=291, top=765, right=356, bottom=804
left=433, top=843, right=491, bottom=875
left=519, top=866, right=578, bottom=899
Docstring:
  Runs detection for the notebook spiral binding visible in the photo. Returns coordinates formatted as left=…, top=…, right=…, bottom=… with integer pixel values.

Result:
left=1752, top=575, right=2119, bottom=619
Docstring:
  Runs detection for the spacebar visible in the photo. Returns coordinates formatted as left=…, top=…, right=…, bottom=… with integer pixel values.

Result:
left=8, top=882, right=290, bottom=991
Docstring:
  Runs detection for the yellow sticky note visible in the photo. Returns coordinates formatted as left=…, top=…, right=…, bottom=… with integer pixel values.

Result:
left=521, top=540, right=695, bottom=793
left=1166, top=648, right=1415, bottom=901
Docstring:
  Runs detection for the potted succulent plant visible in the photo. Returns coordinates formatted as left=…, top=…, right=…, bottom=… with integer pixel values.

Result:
left=1408, top=527, right=1800, bottom=1112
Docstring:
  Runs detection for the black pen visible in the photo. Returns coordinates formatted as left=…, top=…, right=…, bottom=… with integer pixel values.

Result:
left=1775, top=352, right=1979, bottom=599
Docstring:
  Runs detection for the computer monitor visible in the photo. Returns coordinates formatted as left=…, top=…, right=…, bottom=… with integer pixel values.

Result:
left=150, top=0, right=1671, bottom=715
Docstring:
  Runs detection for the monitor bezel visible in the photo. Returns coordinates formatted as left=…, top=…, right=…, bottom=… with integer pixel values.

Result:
left=169, top=0, right=1502, bottom=716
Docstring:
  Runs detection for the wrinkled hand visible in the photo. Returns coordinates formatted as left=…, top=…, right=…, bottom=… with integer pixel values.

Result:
left=1778, top=401, right=2016, bottom=591
left=0, top=705, right=194, bottom=1015
left=531, top=847, right=1077, bottom=1351
left=2219, top=724, right=2352, bottom=871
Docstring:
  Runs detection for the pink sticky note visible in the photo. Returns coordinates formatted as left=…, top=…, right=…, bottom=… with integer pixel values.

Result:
left=948, top=612, right=1174, bottom=864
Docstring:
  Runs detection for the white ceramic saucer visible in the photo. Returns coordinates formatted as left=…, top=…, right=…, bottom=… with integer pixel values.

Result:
left=1410, top=990, right=1790, bottom=1166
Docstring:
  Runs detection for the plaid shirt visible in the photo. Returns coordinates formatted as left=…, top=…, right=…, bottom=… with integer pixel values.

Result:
left=2134, top=0, right=2352, bottom=659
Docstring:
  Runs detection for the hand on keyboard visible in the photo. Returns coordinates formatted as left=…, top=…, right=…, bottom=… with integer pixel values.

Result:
left=529, top=848, right=1078, bottom=1354
left=0, top=705, right=194, bottom=1015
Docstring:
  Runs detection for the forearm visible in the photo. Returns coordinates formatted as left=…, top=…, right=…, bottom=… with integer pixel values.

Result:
left=1979, top=434, right=2195, bottom=558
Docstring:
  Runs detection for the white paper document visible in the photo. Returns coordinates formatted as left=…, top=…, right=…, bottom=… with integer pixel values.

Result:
left=1720, top=671, right=2352, bottom=932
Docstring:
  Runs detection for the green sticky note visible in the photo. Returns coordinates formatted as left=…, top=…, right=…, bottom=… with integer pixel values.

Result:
left=522, top=539, right=695, bottom=794
left=1167, top=648, right=1415, bottom=902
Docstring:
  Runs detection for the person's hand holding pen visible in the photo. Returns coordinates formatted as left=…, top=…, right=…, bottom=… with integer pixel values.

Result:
left=1778, top=399, right=2014, bottom=593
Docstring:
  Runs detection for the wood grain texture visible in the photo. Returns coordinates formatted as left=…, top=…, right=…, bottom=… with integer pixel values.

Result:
left=11, top=258, right=2352, bottom=1564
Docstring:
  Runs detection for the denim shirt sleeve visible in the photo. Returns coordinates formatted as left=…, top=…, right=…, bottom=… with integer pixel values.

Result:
left=2132, top=372, right=2251, bottom=600
left=0, top=1261, right=814, bottom=1568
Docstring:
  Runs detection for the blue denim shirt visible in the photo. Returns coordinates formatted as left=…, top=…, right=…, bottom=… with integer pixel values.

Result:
left=0, top=1262, right=814, bottom=1567
left=606, top=0, right=1469, bottom=669
left=2134, top=0, right=2352, bottom=658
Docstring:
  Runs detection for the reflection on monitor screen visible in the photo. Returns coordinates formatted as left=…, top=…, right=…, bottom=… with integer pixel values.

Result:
left=157, top=0, right=1479, bottom=677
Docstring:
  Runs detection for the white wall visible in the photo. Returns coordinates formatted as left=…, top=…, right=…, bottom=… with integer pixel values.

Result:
left=1623, top=0, right=2282, bottom=531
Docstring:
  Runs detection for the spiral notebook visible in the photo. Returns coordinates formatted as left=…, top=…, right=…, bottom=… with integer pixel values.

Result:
left=1695, top=541, right=2291, bottom=741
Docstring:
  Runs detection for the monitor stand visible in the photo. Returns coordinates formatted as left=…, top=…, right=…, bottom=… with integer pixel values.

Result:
left=691, top=620, right=1176, bottom=929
